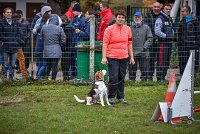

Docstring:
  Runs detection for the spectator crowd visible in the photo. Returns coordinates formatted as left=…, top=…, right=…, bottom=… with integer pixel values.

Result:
left=0, top=1, right=199, bottom=82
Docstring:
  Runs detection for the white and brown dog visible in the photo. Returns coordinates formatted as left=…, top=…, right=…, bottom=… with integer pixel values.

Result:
left=74, top=70, right=111, bottom=106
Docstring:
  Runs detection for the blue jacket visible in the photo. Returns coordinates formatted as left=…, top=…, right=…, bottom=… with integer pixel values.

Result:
left=79, top=19, right=97, bottom=41
left=20, top=19, right=31, bottom=48
left=71, top=13, right=86, bottom=47
left=31, top=12, right=41, bottom=30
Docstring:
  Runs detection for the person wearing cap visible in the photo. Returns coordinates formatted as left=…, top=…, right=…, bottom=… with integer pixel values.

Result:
left=101, top=10, right=135, bottom=104
left=129, top=12, right=153, bottom=81
left=155, top=3, right=175, bottom=82
left=70, top=3, right=86, bottom=79
left=97, top=1, right=114, bottom=41
left=144, top=2, right=161, bottom=81
left=64, top=1, right=78, bottom=21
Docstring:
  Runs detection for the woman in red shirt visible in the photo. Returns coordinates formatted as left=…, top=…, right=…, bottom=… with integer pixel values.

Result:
left=101, top=10, right=135, bottom=104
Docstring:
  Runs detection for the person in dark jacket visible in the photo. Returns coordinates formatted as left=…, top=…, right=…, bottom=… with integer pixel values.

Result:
left=144, top=2, right=161, bottom=80
left=16, top=10, right=31, bottom=72
left=155, top=3, right=175, bottom=82
left=75, top=9, right=97, bottom=41
left=60, top=15, right=73, bottom=81
left=178, top=5, right=200, bottom=75
left=70, top=3, right=86, bottom=78
left=0, top=7, right=22, bottom=80
left=12, top=12, right=28, bottom=78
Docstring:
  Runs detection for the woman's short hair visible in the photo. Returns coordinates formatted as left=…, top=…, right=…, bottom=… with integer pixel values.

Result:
left=115, top=10, right=126, bottom=18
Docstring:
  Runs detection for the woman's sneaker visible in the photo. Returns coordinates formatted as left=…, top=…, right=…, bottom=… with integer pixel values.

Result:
left=119, top=99, right=128, bottom=104
left=109, top=98, right=115, bottom=105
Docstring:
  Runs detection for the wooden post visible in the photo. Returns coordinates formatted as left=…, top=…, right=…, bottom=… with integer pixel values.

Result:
left=31, top=32, right=34, bottom=78
left=89, top=15, right=95, bottom=81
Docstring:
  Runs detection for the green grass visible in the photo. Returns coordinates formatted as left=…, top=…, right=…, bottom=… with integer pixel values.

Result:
left=0, top=81, right=200, bottom=134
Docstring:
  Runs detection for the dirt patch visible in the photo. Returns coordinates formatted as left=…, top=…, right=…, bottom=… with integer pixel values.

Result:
left=0, top=98, right=23, bottom=106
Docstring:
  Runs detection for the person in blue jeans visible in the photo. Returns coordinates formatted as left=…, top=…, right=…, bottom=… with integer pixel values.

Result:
left=0, top=8, right=23, bottom=80
left=35, top=15, right=66, bottom=80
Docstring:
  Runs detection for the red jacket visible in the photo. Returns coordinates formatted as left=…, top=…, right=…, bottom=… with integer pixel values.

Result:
left=65, top=7, right=74, bottom=20
left=97, top=8, right=114, bottom=41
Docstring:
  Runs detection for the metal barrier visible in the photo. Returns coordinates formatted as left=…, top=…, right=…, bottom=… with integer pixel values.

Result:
left=0, top=15, right=200, bottom=82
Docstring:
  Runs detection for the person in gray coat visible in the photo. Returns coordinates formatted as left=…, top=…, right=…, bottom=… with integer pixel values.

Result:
left=35, top=16, right=66, bottom=80
left=129, top=12, right=153, bottom=81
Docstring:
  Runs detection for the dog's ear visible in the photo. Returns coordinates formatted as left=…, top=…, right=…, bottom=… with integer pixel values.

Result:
left=95, top=71, right=100, bottom=80
left=95, top=70, right=104, bottom=80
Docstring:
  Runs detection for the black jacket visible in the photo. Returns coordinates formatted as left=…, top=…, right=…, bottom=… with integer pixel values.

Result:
left=178, top=17, right=200, bottom=48
left=158, top=11, right=175, bottom=40
left=144, top=10, right=160, bottom=37
left=0, top=19, right=23, bottom=53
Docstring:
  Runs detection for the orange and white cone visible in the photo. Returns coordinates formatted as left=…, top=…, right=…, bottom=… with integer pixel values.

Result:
left=166, top=72, right=182, bottom=124
left=158, top=72, right=182, bottom=123
left=165, top=72, right=176, bottom=104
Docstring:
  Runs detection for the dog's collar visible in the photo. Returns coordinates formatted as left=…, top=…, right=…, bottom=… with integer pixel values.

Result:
left=95, top=80, right=103, bottom=82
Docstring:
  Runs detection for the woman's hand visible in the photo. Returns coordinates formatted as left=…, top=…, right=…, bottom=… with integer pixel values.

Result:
left=130, top=58, right=135, bottom=65
left=101, top=57, right=108, bottom=64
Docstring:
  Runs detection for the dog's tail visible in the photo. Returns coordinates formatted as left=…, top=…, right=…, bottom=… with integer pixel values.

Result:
left=74, top=95, right=85, bottom=103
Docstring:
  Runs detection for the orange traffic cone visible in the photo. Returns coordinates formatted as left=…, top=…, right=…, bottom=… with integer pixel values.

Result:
left=166, top=72, right=182, bottom=124
left=165, top=72, right=176, bottom=104
left=158, top=72, right=182, bottom=124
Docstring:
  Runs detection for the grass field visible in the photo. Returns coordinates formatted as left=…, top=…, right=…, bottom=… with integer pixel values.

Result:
left=0, top=80, right=200, bottom=134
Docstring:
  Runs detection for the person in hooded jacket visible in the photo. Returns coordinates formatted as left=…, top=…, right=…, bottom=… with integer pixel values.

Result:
left=35, top=16, right=66, bottom=80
